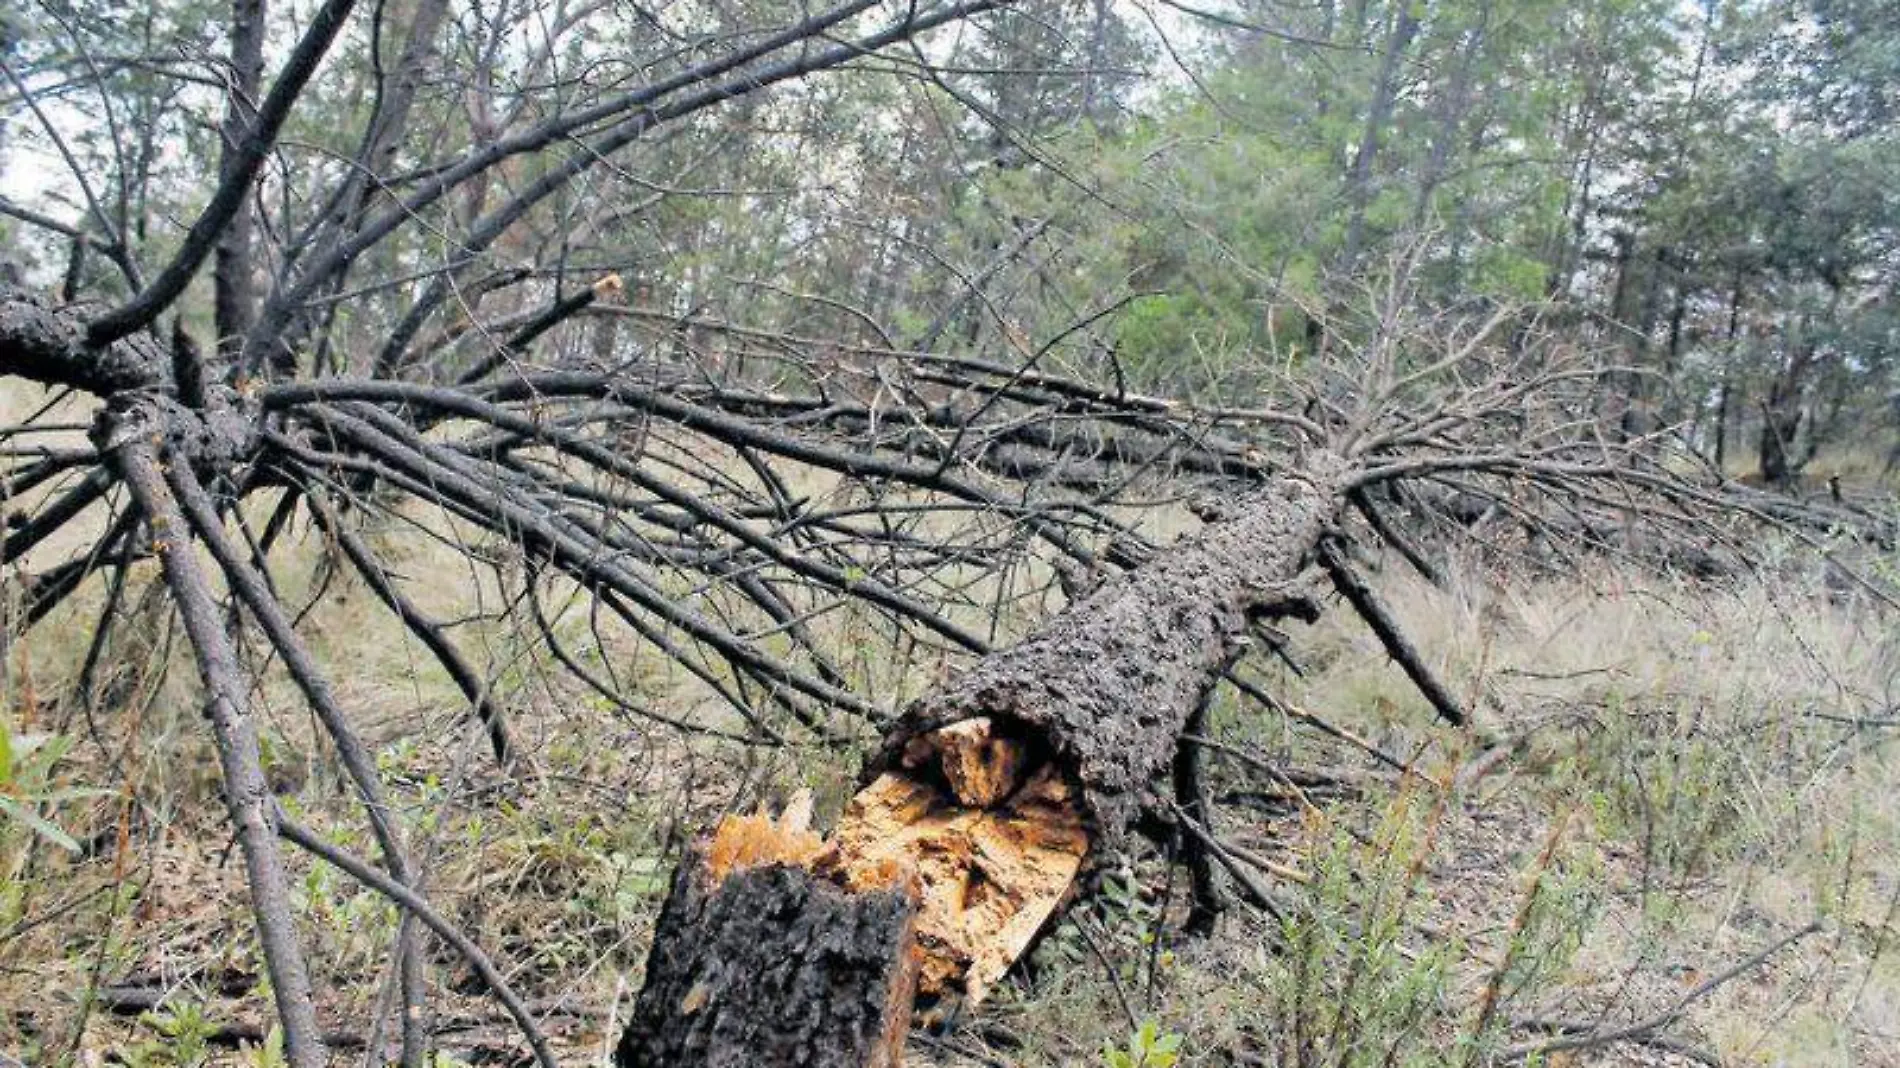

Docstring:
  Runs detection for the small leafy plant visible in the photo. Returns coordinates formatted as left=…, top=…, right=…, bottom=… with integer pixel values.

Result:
left=1103, top=1019, right=1184, bottom=1068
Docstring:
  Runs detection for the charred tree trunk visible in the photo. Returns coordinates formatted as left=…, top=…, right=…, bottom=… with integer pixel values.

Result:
left=1757, top=401, right=1800, bottom=487
left=1760, top=340, right=1814, bottom=488
left=1712, top=276, right=1744, bottom=471
left=618, top=457, right=1349, bottom=1066
left=867, top=457, right=1343, bottom=842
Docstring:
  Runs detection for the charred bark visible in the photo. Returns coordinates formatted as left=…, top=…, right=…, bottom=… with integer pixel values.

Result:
left=616, top=840, right=919, bottom=1068
left=868, top=456, right=1342, bottom=845
left=1, top=287, right=165, bottom=394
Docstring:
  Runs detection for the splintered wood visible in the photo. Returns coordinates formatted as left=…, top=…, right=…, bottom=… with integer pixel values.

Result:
left=918, top=718, right=1034, bottom=807
left=826, top=759, right=1087, bottom=1000
left=697, top=716, right=1089, bottom=1008
left=702, top=795, right=823, bottom=880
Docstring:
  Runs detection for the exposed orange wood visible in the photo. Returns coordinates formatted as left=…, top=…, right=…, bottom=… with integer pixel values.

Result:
left=827, top=718, right=1088, bottom=1003
left=904, top=716, right=1032, bottom=807
left=697, top=717, right=1089, bottom=1007
left=702, top=806, right=824, bottom=882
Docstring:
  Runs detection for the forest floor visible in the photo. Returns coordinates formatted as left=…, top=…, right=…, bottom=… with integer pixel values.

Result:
left=1, top=476, right=1896, bottom=1067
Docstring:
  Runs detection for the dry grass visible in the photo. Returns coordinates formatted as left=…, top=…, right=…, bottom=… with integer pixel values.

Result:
left=944, top=552, right=1899, bottom=1067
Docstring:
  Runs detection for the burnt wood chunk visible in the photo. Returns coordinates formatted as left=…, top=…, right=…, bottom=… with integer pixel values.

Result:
left=615, top=856, right=920, bottom=1068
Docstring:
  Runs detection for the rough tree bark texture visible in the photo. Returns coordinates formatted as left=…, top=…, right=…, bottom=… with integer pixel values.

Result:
left=867, top=455, right=1347, bottom=842
left=619, top=456, right=1350, bottom=1066
left=617, top=856, right=919, bottom=1068
left=1, top=289, right=167, bottom=394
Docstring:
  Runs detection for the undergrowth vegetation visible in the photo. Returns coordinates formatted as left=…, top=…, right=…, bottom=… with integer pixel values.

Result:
left=2, top=460, right=1896, bottom=1065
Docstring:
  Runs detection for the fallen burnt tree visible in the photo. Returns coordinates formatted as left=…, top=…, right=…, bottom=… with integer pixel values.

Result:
left=10, top=256, right=1889, bottom=1065
left=618, top=462, right=1345, bottom=1065
left=9, top=70, right=1895, bottom=1059
left=611, top=326, right=1900, bottom=1063
left=15, top=270, right=1888, bottom=1062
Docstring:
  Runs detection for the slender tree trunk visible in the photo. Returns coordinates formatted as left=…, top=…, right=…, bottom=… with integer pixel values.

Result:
left=1340, top=0, right=1425, bottom=272
left=1760, top=327, right=1814, bottom=487
left=1712, top=276, right=1745, bottom=471
left=212, top=0, right=266, bottom=362
left=1621, top=244, right=1665, bottom=436
left=1714, top=377, right=1731, bottom=472
left=1601, top=230, right=1637, bottom=438
left=363, top=0, right=451, bottom=185
left=1411, top=2, right=1489, bottom=229
left=1661, top=271, right=1689, bottom=426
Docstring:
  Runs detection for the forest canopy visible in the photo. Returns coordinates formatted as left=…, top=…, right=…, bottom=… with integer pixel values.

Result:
left=3, top=0, right=1894, bottom=477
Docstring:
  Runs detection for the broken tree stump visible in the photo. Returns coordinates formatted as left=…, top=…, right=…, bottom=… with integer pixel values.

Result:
left=614, top=836, right=919, bottom=1068
left=618, top=458, right=1350, bottom=1066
